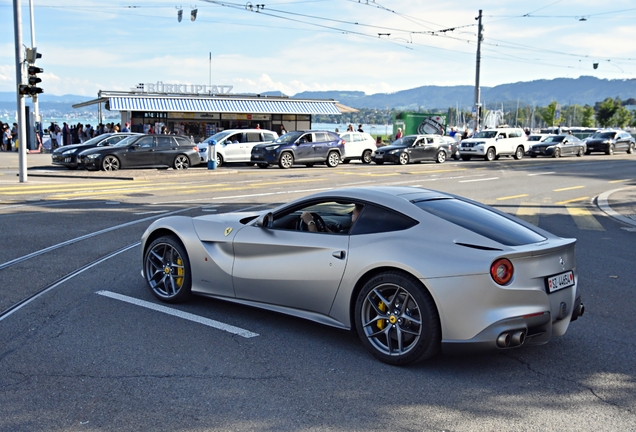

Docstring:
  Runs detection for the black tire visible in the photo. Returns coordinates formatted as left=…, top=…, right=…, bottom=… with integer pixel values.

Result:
left=461, top=155, right=471, bottom=161
left=576, top=147, right=584, bottom=157
left=452, top=153, right=460, bottom=160
left=553, top=148, right=561, bottom=158
left=342, top=159, right=351, bottom=164
left=398, top=152, right=409, bottom=165
left=435, top=150, right=446, bottom=164
left=101, top=155, right=120, bottom=171
left=257, top=163, right=269, bottom=169
left=375, top=160, right=384, bottom=165
left=530, top=155, right=537, bottom=158
left=326, top=151, right=340, bottom=168
left=173, top=154, right=190, bottom=170
left=216, top=154, right=223, bottom=167
left=279, top=152, right=294, bottom=169
left=606, top=144, right=614, bottom=155
left=585, top=150, right=591, bottom=155
left=627, top=143, right=634, bottom=154
left=144, top=235, right=192, bottom=303
left=354, top=271, right=440, bottom=365
left=361, top=150, right=372, bottom=164
left=485, top=147, right=496, bottom=161
left=514, top=146, right=524, bottom=160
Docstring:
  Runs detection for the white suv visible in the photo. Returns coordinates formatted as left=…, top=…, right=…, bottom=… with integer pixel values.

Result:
left=459, top=128, right=528, bottom=161
left=199, top=129, right=278, bottom=166
left=337, top=131, right=377, bottom=164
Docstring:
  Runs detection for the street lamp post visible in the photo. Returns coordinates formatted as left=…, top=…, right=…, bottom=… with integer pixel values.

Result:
left=13, top=0, right=28, bottom=182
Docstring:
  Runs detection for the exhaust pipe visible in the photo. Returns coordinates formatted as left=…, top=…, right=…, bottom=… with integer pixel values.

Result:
left=571, top=296, right=585, bottom=322
left=511, top=331, right=525, bottom=346
left=497, top=333, right=511, bottom=347
left=497, top=330, right=526, bottom=348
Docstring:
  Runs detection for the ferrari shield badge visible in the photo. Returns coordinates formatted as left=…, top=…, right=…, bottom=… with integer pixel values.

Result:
left=224, top=227, right=233, bottom=237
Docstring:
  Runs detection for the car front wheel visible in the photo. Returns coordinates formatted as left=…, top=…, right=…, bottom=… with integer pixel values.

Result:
left=326, top=151, right=340, bottom=167
left=627, top=143, right=634, bottom=154
left=398, top=152, right=409, bottom=165
left=279, top=152, right=294, bottom=169
left=361, top=150, right=372, bottom=164
left=553, top=148, right=561, bottom=158
left=174, top=154, right=190, bottom=170
left=435, top=150, right=446, bottom=164
left=485, top=147, right=496, bottom=161
left=606, top=144, right=614, bottom=155
left=514, top=146, right=524, bottom=160
left=144, top=236, right=192, bottom=303
left=355, top=271, right=440, bottom=365
left=102, top=155, right=120, bottom=171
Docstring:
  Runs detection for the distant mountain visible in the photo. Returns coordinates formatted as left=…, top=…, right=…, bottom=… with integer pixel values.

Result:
left=1, top=77, right=635, bottom=116
left=294, top=76, right=636, bottom=110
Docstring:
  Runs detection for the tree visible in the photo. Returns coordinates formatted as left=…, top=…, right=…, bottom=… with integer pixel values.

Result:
left=581, top=105, right=595, bottom=127
left=539, top=101, right=558, bottom=127
left=614, top=106, right=632, bottom=128
left=596, top=97, right=620, bottom=127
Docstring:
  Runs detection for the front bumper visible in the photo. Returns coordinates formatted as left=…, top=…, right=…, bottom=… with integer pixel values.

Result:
left=372, top=152, right=401, bottom=163
left=51, top=154, right=79, bottom=168
left=459, top=147, right=485, bottom=156
left=251, top=151, right=278, bottom=164
left=528, top=147, right=554, bottom=157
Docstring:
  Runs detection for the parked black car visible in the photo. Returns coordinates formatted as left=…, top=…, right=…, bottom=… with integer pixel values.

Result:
left=372, top=135, right=452, bottom=165
left=585, top=130, right=635, bottom=155
left=527, top=134, right=586, bottom=158
left=78, top=135, right=199, bottom=171
left=51, top=133, right=140, bottom=169
left=250, top=130, right=344, bottom=169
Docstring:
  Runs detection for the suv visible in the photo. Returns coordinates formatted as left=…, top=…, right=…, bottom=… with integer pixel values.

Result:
left=337, top=131, right=377, bottom=164
left=585, top=130, right=635, bottom=155
left=459, top=127, right=528, bottom=161
left=251, top=130, right=344, bottom=169
left=198, top=129, right=278, bottom=166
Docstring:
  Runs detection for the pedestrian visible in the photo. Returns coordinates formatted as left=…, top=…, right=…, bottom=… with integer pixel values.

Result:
left=63, top=122, right=71, bottom=146
left=56, top=124, right=63, bottom=147
left=2, top=124, right=12, bottom=151
left=255, top=124, right=261, bottom=130
left=335, top=128, right=339, bottom=133
left=122, top=122, right=131, bottom=132
left=449, top=127, right=457, bottom=138
left=395, top=127, right=403, bottom=140
left=357, top=124, right=363, bottom=132
left=49, top=123, right=58, bottom=149
left=461, top=129, right=468, bottom=140
left=280, top=125, right=287, bottom=135
left=11, top=123, right=18, bottom=151
left=347, top=124, right=354, bottom=132
left=160, top=125, right=168, bottom=134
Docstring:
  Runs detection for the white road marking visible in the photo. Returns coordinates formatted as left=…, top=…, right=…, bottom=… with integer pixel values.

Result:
left=96, top=291, right=259, bottom=338
left=133, top=210, right=169, bottom=215
left=458, top=177, right=499, bottom=183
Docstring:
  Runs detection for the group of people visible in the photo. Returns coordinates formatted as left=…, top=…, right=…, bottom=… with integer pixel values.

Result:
left=1, top=122, right=18, bottom=151
left=45, top=121, right=131, bottom=149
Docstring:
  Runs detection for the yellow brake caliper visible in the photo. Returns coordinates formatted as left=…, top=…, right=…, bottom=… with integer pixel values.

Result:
left=377, top=301, right=386, bottom=330
left=175, top=258, right=184, bottom=288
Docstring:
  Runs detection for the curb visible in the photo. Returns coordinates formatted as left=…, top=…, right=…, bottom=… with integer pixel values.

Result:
left=596, top=186, right=636, bottom=228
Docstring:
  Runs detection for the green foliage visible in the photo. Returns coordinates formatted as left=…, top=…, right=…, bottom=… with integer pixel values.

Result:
left=581, top=105, right=595, bottom=127
left=538, top=102, right=558, bottom=127
left=596, top=97, right=620, bottom=127
left=614, top=106, right=632, bottom=128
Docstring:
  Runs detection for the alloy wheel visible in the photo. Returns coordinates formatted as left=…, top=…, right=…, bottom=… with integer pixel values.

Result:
left=174, top=155, right=190, bottom=170
left=102, top=156, right=120, bottom=171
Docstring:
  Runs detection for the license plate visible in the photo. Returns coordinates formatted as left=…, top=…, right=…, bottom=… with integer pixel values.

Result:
left=64, top=157, right=71, bottom=162
left=546, top=270, right=574, bottom=293
left=375, top=155, right=383, bottom=159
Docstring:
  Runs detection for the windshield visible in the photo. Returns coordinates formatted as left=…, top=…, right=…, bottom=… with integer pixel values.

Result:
left=274, top=131, right=303, bottom=144
left=473, top=130, right=498, bottom=139
left=392, top=136, right=417, bottom=147
left=79, top=135, right=108, bottom=146
left=114, top=136, right=140, bottom=146
left=527, top=135, right=543, bottom=141
left=591, top=132, right=616, bottom=139
left=543, top=136, right=565, bottom=143
left=202, top=131, right=233, bottom=144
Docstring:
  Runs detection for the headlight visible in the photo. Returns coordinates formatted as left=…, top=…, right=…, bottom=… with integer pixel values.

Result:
left=85, top=154, right=100, bottom=160
left=62, top=149, right=76, bottom=155
left=265, top=145, right=280, bottom=151
left=199, top=147, right=207, bottom=152
left=389, top=149, right=401, bottom=154
left=546, top=146, right=555, bottom=150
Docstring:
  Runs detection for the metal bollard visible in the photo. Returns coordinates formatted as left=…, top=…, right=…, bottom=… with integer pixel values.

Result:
left=207, top=140, right=217, bottom=170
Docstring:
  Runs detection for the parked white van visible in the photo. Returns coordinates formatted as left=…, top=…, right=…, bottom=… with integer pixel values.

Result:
left=459, top=127, right=528, bottom=161
left=198, top=129, right=278, bottom=166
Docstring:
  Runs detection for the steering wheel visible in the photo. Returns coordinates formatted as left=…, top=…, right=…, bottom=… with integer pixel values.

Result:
left=297, top=212, right=328, bottom=232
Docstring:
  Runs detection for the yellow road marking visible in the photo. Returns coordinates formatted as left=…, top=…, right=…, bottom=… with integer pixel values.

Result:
left=247, top=178, right=317, bottom=186
left=566, top=205, right=605, bottom=231
left=0, top=181, right=153, bottom=192
left=0, top=183, right=162, bottom=196
left=553, top=185, right=585, bottom=192
left=496, top=194, right=529, bottom=201
left=516, top=202, right=540, bottom=226
left=337, top=171, right=399, bottom=177
left=556, top=197, right=589, bottom=205
left=609, top=179, right=631, bottom=184
left=407, top=168, right=468, bottom=174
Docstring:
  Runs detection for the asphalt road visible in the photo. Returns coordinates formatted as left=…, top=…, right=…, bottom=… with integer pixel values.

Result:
left=0, top=154, right=635, bottom=431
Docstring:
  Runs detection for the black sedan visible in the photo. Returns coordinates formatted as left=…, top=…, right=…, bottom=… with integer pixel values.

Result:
left=527, top=134, right=585, bottom=158
left=78, top=135, right=199, bottom=171
left=585, top=130, right=635, bottom=155
left=372, top=135, right=452, bottom=165
left=51, top=133, right=140, bottom=169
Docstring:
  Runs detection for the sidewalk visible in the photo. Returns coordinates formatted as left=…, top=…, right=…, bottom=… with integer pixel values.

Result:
left=597, top=186, right=636, bottom=228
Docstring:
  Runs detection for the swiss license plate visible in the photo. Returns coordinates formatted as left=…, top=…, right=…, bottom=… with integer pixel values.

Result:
left=546, top=270, right=574, bottom=293
left=64, top=157, right=71, bottom=162
left=375, top=154, right=383, bottom=159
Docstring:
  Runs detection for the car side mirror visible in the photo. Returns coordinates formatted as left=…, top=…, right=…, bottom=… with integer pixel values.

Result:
left=255, top=212, right=273, bottom=228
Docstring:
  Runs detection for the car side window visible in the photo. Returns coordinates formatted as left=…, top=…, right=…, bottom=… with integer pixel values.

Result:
left=136, top=136, right=155, bottom=148
left=227, top=134, right=242, bottom=144
left=299, top=134, right=313, bottom=143
left=350, top=204, right=418, bottom=235
left=174, top=136, right=191, bottom=146
left=156, top=136, right=174, bottom=147
left=315, top=132, right=330, bottom=142
left=271, top=201, right=360, bottom=234
left=246, top=133, right=261, bottom=142
left=262, top=133, right=276, bottom=141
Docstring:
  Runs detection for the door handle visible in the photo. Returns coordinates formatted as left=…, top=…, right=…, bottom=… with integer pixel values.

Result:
left=332, top=251, right=346, bottom=259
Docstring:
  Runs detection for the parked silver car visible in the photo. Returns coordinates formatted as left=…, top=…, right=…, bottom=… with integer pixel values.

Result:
left=141, top=186, right=583, bottom=365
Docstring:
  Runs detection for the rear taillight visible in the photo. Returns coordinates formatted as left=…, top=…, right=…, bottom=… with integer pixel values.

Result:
left=490, top=258, right=514, bottom=285
left=342, top=139, right=346, bottom=145
left=193, top=146, right=199, bottom=152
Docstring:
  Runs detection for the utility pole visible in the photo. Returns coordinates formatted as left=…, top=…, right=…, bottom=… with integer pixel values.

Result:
left=473, top=9, right=483, bottom=132
left=29, top=0, right=39, bottom=124
left=13, top=0, right=28, bottom=182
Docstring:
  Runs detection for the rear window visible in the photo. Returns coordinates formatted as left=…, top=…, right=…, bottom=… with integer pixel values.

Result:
left=413, top=198, right=546, bottom=246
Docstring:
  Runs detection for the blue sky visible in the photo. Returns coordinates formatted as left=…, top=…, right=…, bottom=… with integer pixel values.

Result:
left=1, top=0, right=635, bottom=97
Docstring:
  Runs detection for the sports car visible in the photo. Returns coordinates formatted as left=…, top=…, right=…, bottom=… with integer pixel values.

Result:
left=140, top=186, right=584, bottom=365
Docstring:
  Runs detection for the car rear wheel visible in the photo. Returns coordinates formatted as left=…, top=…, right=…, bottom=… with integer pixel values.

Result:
left=485, top=147, right=496, bottom=161
left=398, top=152, right=409, bottom=165
left=216, top=154, right=223, bottom=167
left=627, top=143, right=634, bottom=154
left=355, top=271, right=440, bottom=365
left=577, top=147, right=584, bottom=157
left=553, top=148, right=561, bottom=158
left=606, top=144, right=614, bottom=155
left=361, top=150, right=372, bottom=164
left=102, top=155, right=120, bottom=171
left=279, top=152, right=294, bottom=169
left=144, top=235, right=192, bottom=303
left=514, top=146, right=524, bottom=160
left=174, top=154, right=190, bottom=170
left=326, top=151, right=340, bottom=168
left=435, top=150, right=446, bottom=164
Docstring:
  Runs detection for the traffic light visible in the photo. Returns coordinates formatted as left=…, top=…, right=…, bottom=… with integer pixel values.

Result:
left=25, top=65, right=44, bottom=96
left=25, top=47, right=42, bottom=63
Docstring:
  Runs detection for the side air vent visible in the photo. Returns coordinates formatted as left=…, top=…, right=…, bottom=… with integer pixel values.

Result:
left=454, top=242, right=503, bottom=251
